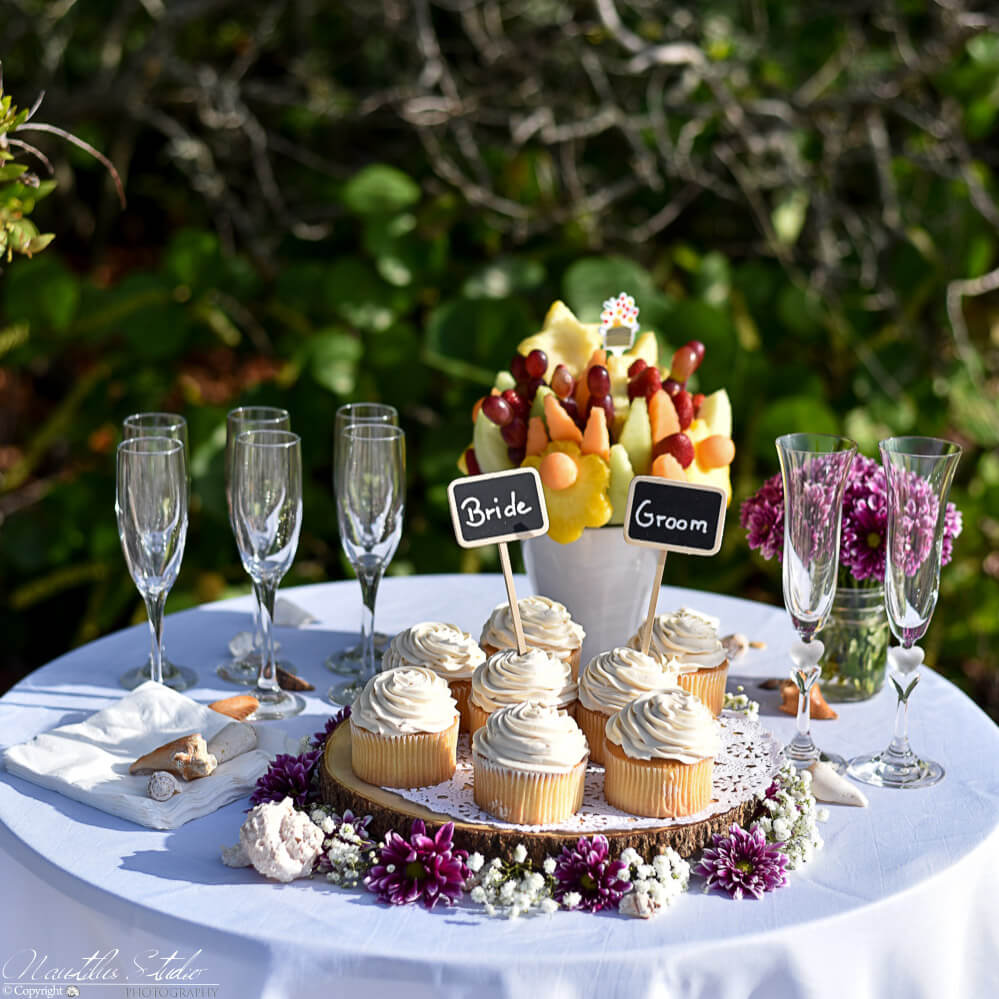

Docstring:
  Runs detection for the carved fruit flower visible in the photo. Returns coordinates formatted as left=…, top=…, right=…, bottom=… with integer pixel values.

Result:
left=524, top=441, right=612, bottom=544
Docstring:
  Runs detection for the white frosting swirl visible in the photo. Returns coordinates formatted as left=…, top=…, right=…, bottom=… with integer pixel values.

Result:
left=605, top=688, right=720, bottom=763
left=480, top=596, right=584, bottom=655
left=472, top=701, right=588, bottom=773
left=578, top=647, right=682, bottom=714
left=350, top=667, right=457, bottom=736
left=381, top=621, right=485, bottom=680
left=470, top=648, right=577, bottom=712
left=632, top=607, right=727, bottom=669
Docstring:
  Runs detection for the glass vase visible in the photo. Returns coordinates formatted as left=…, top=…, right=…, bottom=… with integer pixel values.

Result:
left=819, top=584, right=890, bottom=702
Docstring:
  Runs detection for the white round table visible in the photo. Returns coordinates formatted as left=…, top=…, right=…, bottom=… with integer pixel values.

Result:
left=2, top=576, right=998, bottom=999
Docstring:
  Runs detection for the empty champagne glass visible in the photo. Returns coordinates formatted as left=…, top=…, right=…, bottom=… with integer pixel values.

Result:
left=325, top=403, right=399, bottom=677
left=329, top=423, right=405, bottom=704
left=849, top=437, right=961, bottom=789
left=217, top=405, right=293, bottom=686
left=776, top=432, right=857, bottom=771
left=231, top=429, right=305, bottom=719
left=116, top=437, right=188, bottom=688
left=119, top=413, right=197, bottom=690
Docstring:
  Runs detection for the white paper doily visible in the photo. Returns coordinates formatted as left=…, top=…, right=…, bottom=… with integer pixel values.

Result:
left=393, top=712, right=784, bottom=833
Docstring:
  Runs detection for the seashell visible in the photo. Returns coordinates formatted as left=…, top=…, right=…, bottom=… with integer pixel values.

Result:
left=721, top=633, right=749, bottom=661
left=779, top=680, right=838, bottom=719
left=807, top=761, right=869, bottom=807
left=277, top=666, right=314, bottom=692
left=130, top=733, right=218, bottom=780
left=147, top=771, right=181, bottom=801
left=221, top=842, right=252, bottom=868
left=206, top=722, right=258, bottom=765
left=619, top=891, right=661, bottom=919
left=208, top=695, right=259, bottom=721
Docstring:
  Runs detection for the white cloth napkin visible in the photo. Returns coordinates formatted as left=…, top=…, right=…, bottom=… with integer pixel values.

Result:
left=2, top=681, right=290, bottom=830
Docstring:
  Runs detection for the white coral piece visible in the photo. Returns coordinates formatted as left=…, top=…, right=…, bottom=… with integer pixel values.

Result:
left=238, top=797, right=324, bottom=882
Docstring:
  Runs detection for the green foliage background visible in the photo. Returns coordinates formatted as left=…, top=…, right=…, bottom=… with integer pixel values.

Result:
left=0, top=1, right=996, bottom=717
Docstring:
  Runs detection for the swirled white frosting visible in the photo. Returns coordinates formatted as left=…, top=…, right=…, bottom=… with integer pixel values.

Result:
left=470, top=648, right=577, bottom=712
left=381, top=621, right=485, bottom=680
left=472, top=701, right=588, bottom=773
left=578, top=647, right=683, bottom=714
left=605, top=688, right=720, bottom=763
left=480, top=596, right=584, bottom=655
left=350, top=667, right=457, bottom=736
left=631, top=607, right=727, bottom=669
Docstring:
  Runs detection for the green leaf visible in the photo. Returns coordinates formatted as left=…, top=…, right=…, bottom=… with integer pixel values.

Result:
left=342, top=165, right=421, bottom=216
left=563, top=256, right=660, bottom=322
left=164, top=228, right=222, bottom=290
left=0, top=163, right=28, bottom=181
left=754, top=396, right=839, bottom=461
left=308, top=329, right=363, bottom=395
left=425, top=297, right=533, bottom=382
left=772, top=189, right=809, bottom=247
left=463, top=257, right=545, bottom=298
left=2, top=256, right=80, bottom=332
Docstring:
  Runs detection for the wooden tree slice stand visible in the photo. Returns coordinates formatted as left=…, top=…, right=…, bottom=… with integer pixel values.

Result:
left=320, top=723, right=764, bottom=864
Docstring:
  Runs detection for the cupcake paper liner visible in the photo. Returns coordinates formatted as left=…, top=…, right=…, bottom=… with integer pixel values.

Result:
left=603, top=740, right=713, bottom=818
left=472, top=753, right=586, bottom=825
left=677, top=661, right=729, bottom=717
left=575, top=702, right=611, bottom=766
left=350, top=718, right=459, bottom=788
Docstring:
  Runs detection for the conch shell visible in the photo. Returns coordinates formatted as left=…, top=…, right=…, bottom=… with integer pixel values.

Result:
left=779, top=680, right=838, bottom=719
left=206, top=722, right=258, bottom=764
left=130, top=733, right=217, bottom=781
left=208, top=695, right=259, bottom=721
left=807, top=761, right=869, bottom=807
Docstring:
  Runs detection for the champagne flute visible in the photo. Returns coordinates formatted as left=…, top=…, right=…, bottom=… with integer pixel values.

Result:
left=116, top=437, right=188, bottom=688
left=776, top=433, right=857, bottom=771
left=326, top=403, right=399, bottom=676
left=849, top=437, right=961, bottom=789
left=329, top=424, right=405, bottom=704
left=217, top=406, right=294, bottom=685
left=119, top=413, right=197, bottom=690
left=231, top=429, right=305, bottom=720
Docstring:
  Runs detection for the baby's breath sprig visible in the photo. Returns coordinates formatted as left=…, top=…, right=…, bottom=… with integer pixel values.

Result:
left=617, top=846, right=690, bottom=918
left=308, top=805, right=377, bottom=888
left=722, top=685, right=760, bottom=720
left=466, top=844, right=558, bottom=918
left=752, top=762, right=827, bottom=870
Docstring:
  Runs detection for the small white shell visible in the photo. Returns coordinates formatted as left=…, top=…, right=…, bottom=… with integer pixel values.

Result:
left=619, top=891, right=660, bottom=919
left=808, top=761, right=869, bottom=807
left=147, top=770, right=181, bottom=801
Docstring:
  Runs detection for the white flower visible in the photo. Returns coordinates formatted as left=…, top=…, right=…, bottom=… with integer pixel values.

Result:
left=543, top=857, right=557, bottom=875
left=562, top=891, right=582, bottom=910
left=620, top=847, right=642, bottom=868
left=467, top=852, right=485, bottom=873
left=513, top=844, right=528, bottom=864
left=470, top=886, right=486, bottom=904
left=500, top=880, right=516, bottom=901
left=539, top=898, right=558, bottom=915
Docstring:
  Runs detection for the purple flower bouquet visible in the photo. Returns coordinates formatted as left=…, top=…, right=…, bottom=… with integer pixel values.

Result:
left=741, top=454, right=962, bottom=699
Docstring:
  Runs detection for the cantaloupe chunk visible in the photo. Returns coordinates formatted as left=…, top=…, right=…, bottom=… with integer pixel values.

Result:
left=581, top=406, right=610, bottom=462
left=543, top=393, right=584, bottom=444
left=651, top=453, right=687, bottom=481
left=526, top=416, right=549, bottom=457
left=648, top=389, right=680, bottom=445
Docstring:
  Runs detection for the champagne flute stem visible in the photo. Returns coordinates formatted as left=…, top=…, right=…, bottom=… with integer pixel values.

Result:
left=889, top=693, right=910, bottom=757
left=357, top=562, right=383, bottom=683
left=795, top=678, right=812, bottom=741
left=145, top=591, right=167, bottom=685
left=252, top=592, right=263, bottom=657
left=254, top=580, right=280, bottom=692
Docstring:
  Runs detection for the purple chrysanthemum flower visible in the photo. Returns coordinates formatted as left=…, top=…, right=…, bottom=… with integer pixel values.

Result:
left=314, top=810, right=375, bottom=874
left=694, top=823, right=788, bottom=900
left=249, top=749, right=321, bottom=809
left=740, top=473, right=785, bottom=562
left=941, top=503, right=962, bottom=566
left=840, top=496, right=886, bottom=582
left=364, top=820, right=469, bottom=909
left=311, top=704, right=351, bottom=750
left=552, top=834, right=630, bottom=912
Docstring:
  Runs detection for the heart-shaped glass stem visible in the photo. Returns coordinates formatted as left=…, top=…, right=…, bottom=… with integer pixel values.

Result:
left=849, top=437, right=961, bottom=789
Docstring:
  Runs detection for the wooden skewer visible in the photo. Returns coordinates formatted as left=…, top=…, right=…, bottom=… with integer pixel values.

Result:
left=497, top=541, right=527, bottom=655
left=639, top=549, right=668, bottom=656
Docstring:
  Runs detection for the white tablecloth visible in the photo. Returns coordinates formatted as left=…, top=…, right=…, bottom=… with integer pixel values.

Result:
left=2, top=575, right=998, bottom=999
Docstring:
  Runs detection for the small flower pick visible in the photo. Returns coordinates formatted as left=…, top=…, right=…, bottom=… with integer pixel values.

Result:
left=599, top=292, right=639, bottom=354
left=694, top=824, right=789, bottom=900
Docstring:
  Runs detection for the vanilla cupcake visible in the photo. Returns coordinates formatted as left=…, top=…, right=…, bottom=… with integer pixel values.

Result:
left=577, top=647, right=681, bottom=765
left=603, top=688, right=720, bottom=818
left=480, top=596, right=585, bottom=679
left=472, top=701, right=588, bottom=825
left=350, top=667, right=459, bottom=788
left=467, top=647, right=577, bottom=735
left=381, top=622, right=485, bottom=732
left=630, top=608, right=729, bottom=716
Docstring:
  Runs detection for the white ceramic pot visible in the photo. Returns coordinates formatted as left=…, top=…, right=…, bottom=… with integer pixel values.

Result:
left=521, top=526, right=661, bottom=669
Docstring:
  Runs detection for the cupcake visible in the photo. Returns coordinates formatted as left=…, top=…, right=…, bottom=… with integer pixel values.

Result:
left=350, top=667, right=459, bottom=788
left=603, top=688, right=720, bottom=818
left=480, top=596, right=585, bottom=679
left=467, top=647, right=577, bottom=735
left=472, top=701, right=588, bottom=825
left=381, top=622, right=485, bottom=732
left=630, top=608, right=729, bottom=716
left=576, top=647, right=681, bottom=765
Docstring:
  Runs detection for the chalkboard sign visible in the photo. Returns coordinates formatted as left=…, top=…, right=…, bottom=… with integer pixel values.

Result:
left=623, top=476, right=726, bottom=556
left=448, top=468, right=549, bottom=549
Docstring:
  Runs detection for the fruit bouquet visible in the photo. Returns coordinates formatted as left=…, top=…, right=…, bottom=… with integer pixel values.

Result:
left=458, top=294, right=736, bottom=545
